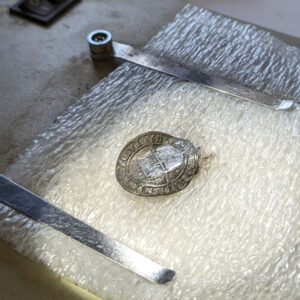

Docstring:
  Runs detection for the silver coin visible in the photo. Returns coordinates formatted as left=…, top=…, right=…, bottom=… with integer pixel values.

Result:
left=115, top=131, right=199, bottom=196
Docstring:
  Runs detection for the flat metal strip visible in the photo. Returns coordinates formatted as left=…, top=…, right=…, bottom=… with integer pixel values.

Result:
left=87, top=30, right=296, bottom=111
left=0, top=174, right=175, bottom=284
left=112, top=42, right=294, bottom=111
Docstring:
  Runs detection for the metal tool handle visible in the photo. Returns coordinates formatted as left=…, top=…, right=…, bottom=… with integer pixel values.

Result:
left=87, top=29, right=296, bottom=111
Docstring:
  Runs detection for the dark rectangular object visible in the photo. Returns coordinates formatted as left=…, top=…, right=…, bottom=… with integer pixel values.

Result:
left=10, top=0, right=79, bottom=24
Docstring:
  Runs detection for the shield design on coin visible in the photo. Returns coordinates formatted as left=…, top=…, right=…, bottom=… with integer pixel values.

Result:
left=115, top=131, right=199, bottom=196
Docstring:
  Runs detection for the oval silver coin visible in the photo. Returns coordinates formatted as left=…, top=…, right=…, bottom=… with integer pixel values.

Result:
left=116, top=131, right=199, bottom=196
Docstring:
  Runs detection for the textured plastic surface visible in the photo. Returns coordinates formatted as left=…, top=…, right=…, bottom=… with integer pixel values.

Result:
left=1, top=5, right=300, bottom=299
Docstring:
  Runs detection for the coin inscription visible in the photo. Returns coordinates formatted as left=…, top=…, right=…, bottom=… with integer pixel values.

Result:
left=115, top=131, right=199, bottom=196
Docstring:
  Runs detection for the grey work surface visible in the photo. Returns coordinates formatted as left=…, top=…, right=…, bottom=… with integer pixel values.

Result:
left=1, top=0, right=300, bottom=174
left=0, top=1, right=300, bottom=300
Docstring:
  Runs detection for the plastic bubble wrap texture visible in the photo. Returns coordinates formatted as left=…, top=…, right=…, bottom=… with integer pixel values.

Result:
left=2, top=4, right=300, bottom=300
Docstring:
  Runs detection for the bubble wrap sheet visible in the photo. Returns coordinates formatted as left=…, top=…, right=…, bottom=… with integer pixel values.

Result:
left=2, top=5, right=300, bottom=300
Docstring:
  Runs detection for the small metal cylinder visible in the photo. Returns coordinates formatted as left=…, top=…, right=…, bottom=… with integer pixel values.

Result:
left=87, top=29, right=113, bottom=59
